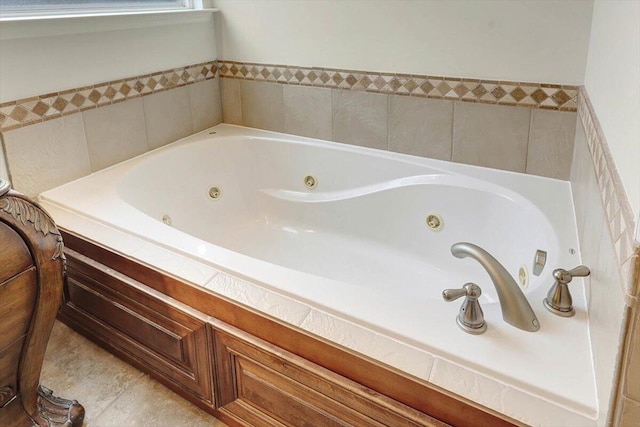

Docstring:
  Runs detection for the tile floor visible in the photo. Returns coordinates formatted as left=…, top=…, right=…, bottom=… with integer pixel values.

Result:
left=41, top=321, right=227, bottom=427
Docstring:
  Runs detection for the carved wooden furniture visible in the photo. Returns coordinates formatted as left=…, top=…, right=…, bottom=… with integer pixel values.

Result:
left=0, top=180, right=84, bottom=427
left=58, top=228, right=521, bottom=427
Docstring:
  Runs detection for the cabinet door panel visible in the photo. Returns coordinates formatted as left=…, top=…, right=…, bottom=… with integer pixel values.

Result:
left=212, top=322, right=447, bottom=427
left=61, top=251, right=213, bottom=406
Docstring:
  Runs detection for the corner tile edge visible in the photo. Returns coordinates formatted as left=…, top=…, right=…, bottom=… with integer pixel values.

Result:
left=577, top=87, right=639, bottom=300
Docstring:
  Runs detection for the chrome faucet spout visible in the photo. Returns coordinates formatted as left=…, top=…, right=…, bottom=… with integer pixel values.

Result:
left=451, top=242, right=540, bottom=332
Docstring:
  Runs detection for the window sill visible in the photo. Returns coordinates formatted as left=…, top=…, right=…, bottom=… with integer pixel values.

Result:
left=0, top=8, right=218, bottom=40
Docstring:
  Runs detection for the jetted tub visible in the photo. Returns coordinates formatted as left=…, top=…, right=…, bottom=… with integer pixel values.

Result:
left=40, top=124, right=598, bottom=426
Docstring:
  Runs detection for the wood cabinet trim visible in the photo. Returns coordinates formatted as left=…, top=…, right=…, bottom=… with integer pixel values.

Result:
left=60, top=229, right=521, bottom=427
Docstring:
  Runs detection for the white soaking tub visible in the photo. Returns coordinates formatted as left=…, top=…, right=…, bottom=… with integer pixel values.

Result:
left=40, top=124, right=598, bottom=426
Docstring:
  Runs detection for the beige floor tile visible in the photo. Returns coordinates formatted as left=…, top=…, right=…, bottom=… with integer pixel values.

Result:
left=91, top=374, right=224, bottom=427
left=41, top=322, right=226, bottom=427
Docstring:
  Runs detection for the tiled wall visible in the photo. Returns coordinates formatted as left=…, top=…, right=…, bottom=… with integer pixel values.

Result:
left=1, top=57, right=638, bottom=425
left=219, top=63, right=577, bottom=180
left=0, top=62, right=222, bottom=197
left=571, top=88, right=640, bottom=426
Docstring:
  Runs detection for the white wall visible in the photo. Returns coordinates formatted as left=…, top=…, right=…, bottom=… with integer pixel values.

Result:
left=213, top=0, right=593, bottom=85
left=0, top=13, right=217, bottom=102
left=584, top=0, right=640, bottom=218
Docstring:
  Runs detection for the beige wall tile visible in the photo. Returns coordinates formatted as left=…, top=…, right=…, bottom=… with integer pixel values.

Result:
left=526, top=109, right=577, bottom=180
left=190, top=78, right=222, bottom=133
left=389, top=96, right=453, bottom=161
left=452, top=102, right=531, bottom=172
left=620, top=396, right=640, bottom=427
left=571, top=120, right=597, bottom=239
left=283, top=85, right=332, bottom=140
left=588, top=222, right=628, bottom=422
left=220, top=78, right=242, bottom=125
left=3, top=114, right=90, bottom=197
left=83, top=98, right=148, bottom=171
left=333, top=90, right=388, bottom=151
left=240, top=80, right=283, bottom=132
left=143, top=86, right=193, bottom=150
left=625, top=310, right=640, bottom=400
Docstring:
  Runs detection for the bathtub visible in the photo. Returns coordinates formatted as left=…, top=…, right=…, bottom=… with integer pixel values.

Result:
left=40, top=124, right=597, bottom=426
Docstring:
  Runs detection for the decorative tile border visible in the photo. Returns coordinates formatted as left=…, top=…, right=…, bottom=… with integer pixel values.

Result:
left=0, top=61, right=218, bottom=133
left=578, top=88, right=639, bottom=299
left=218, top=60, right=578, bottom=112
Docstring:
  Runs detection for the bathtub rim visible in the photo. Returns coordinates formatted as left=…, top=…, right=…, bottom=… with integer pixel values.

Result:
left=37, top=124, right=598, bottom=426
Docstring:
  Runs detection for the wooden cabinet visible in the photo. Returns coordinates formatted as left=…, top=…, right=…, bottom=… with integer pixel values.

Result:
left=0, top=188, right=84, bottom=427
left=211, top=321, right=445, bottom=427
left=59, top=230, right=518, bottom=427
left=60, top=250, right=214, bottom=407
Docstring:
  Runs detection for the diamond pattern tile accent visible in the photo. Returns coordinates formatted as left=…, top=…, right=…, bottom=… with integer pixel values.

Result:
left=214, top=61, right=577, bottom=112
left=32, top=101, right=50, bottom=116
left=472, top=84, right=488, bottom=98
left=0, top=61, right=218, bottom=132
left=52, top=97, right=68, bottom=112
left=552, top=90, right=571, bottom=106
left=0, top=59, right=579, bottom=133
left=420, top=81, right=435, bottom=94
left=491, top=86, right=507, bottom=100
left=530, top=89, right=549, bottom=104
left=453, top=83, right=469, bottom=97
left=9, top=106, right=28, bottom=121
left=577, top=88, right=637, bottom=290
left=510, top=87, right=527, bottom=102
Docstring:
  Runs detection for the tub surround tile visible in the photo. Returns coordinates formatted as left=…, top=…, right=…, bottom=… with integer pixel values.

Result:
left=131, top=243, right=218, bottom=287
left=388, top=96, right=453, bottom=161
left=428, top=359, right=596, bottom=427
left=189, top=78, right=223, bottom=133
left=625, top=309, right=640, bottom=401
left=577, top=89, right=637, bottom=283
left=240, top=80, right=283, bottom=132
left=0, top=61, right=218, bottom=133
left=204, top=273, right=311, bottom=326
left=143, top=85, right=194, bottom=150
left=575, top=89, right=639, bottom=427
left=218, top=60, right=578, bottom=112
left=571, top=119, right=597, bottom=240
left=299, top=309, right=434, bottom=381
left=225, top=77, right=577, bottom=180
left=620, top=396, right=640, bottom=427
left=83, top=97, right=149, bottom=171
left=526, top=109, right=577, bottom=180
left=220, top=78, right=242, bottom=125
left=2, top=113, right=90, bottom=197
left=332, top=90, right=388, bottom=151
left=571, top=100, right=637, bottom=426
left=283, top=85, right=332, bottom=140
left=452, top=102, right=531, bottom=173
left=0, top=59, right=576, bottom=135
left=42, top=204, right=148, bottom=257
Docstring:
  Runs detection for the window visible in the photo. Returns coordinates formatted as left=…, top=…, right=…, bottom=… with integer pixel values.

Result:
left=0, top=1, right=196, bottom=19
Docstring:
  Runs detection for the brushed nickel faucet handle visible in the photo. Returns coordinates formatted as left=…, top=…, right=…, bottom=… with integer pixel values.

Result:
left=543, top=265, right=590, bottom=317
left=443, top=283, right=487, bottom=335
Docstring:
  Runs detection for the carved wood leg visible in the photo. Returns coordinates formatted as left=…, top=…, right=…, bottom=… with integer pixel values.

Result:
left=35, top=386, right=84, bottom=427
